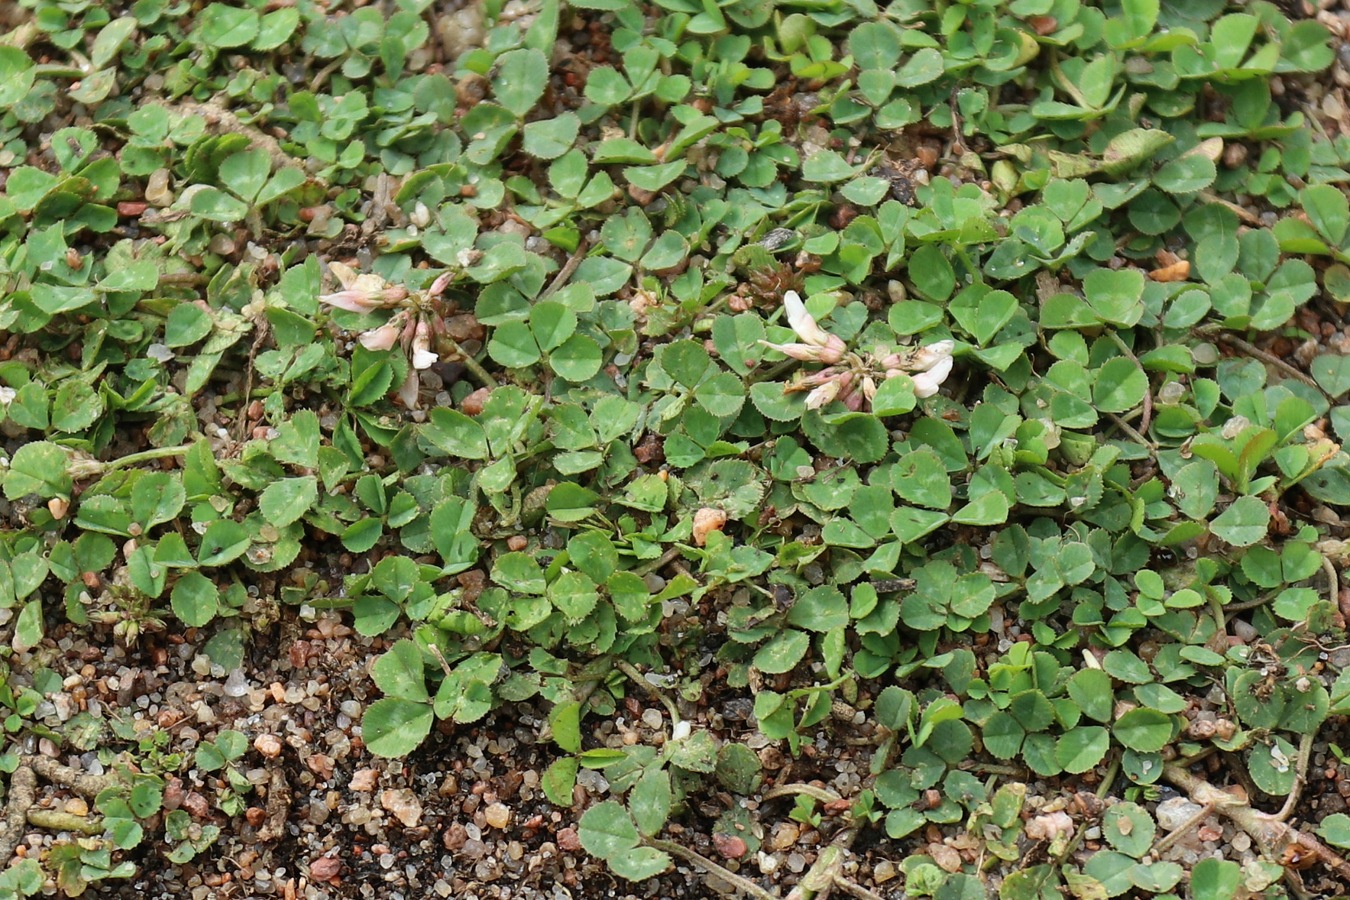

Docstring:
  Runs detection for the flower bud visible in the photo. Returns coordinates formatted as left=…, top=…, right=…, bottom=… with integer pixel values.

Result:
left=411, top=320, right=438, bottom=370
left=805, top=380, right=840, bottom=410
left=783, top=290, right=836, bottom=348
left=428, top=272, right=454, bottom=296
left=819, top=334, right=847, bottom=364
left=318, top=289, right=381, bottom=313
left=761, top=340, right=828, bottom=362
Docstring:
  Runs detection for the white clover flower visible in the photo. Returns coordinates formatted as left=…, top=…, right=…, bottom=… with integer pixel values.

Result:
left=911, top=355, right=953, bottom=398
left=805, top=379, right=841, bottom=410
left=359, top=321, right=402, bottom=352
left=411, top=319, right=438, bottom=370
left=761, top=290, right=847, bottom=363
left=909, top=339, right=955, bottom=372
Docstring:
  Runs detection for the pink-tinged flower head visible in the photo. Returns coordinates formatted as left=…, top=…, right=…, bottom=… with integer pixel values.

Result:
left=411, top=319, right=438, bottom=370
left=912, top=356, right=954, bottom=398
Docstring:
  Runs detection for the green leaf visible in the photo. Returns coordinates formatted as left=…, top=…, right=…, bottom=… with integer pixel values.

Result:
left=1248, top=736, right=1298, bottom=795
left=753, top=629, right=810, bottom=674
left=801, top=150, right=859, bottom=184
left=578, top=800, right=639, bottom=857
left=1102, top=802, right=1154, bottom=857
left=12, top=599, right=42, bottom=654
left=131, top=472, right=186, bottom=529
left=421, top=408, right=490, bottom=460
left=1083, top=268, right=1144, bottom=326
left=531, top=300, right=578, bottom=352
left=189, top=187, right=250, bottom=223
left=1092, top=358, right=1147, bottom=413
left=1210, top=495, right=1270, bottom=547
left=493, top=48, right=549, bottom=118
left=543, top=757, right=579, bottom=807
left=197, top=3, right=260, bottom=48
left=549, top=570, right=599, bottom=622
left=198, top=519, right=250, bottom=566
left=488, top=320, right=542, bottom=368
left=549, top=335, right=603, bottom=382
left=362, top=698, right=433, bottom=758
left=97, top=260, right=159, bottom=293
left=1312, top=355, right=1350, bottom=398
left=1318, top=812, right=1350, bottom=849
left=952, top=491, right=1010, bottom=526
left=1112, top=707, right=1173, bottom=752
left=848, top=22, right=902, bottom=70
left=694, top=373, right=745, bottom=418
left=630, top=768, right=672, bottom=837
left=1154, top=154, right=1216, bottom=194
left=1066, top=668, right=1115, bottom=723
left=897, top=48, right=944, bottom=87
left=584, top=67, right=631, bottom=106
left=908, top=244, right=956, bottom=302
left=165, top=304, right=213, bottom=348
left=1056, top=726, right=1110, bottom=774
left=1301, top=184, right=1349, bottom=245
left=257, top=476, right=317, bottom=529
left=869, top=376, right=917, bottom=417
left=371, top=639, right=429, bottom=701
left=1190, top=858, right=1242, bottom=900
left=4, top=442, right=72, bottom=500
left=522, top=112, right=579, bottom=160
left=607, top=847, right=672, bottom=881
left=550, top=701, right=582, bottom=753
left=170, top=571, right=219, bottom=628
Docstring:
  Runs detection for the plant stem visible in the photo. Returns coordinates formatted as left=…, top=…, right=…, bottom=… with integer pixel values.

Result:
left=443, top=335, right=498, bottom=388
left=1105, top=411, right=1155, bottom=452
left=763, top=783, right=843, bottom=805
left=26, top=809, right=102, bottom=834
left=1324, top=556, right=1340, bottom=611
left=634, top=545, right=683, bottom=577
left=541, top=242, right=589, bottom=299
left=649, top=838, right=779, bottom=900
left=1151, top=801, right=1214, bottom=855
left=614, top=658, right=682, bottom=723
left=103, top=444, right=194, bottom=471
left=1274, top=732, right=1315, bottom=823
left=1215, top=332, right=1325, bottom=396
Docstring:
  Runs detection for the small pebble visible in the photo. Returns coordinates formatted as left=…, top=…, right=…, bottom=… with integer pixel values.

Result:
left=254, top=734, right=283, bottom=758
left=484, top=802, right=511, bottom=830
left=1156, top=797, right=1204, bottom=832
